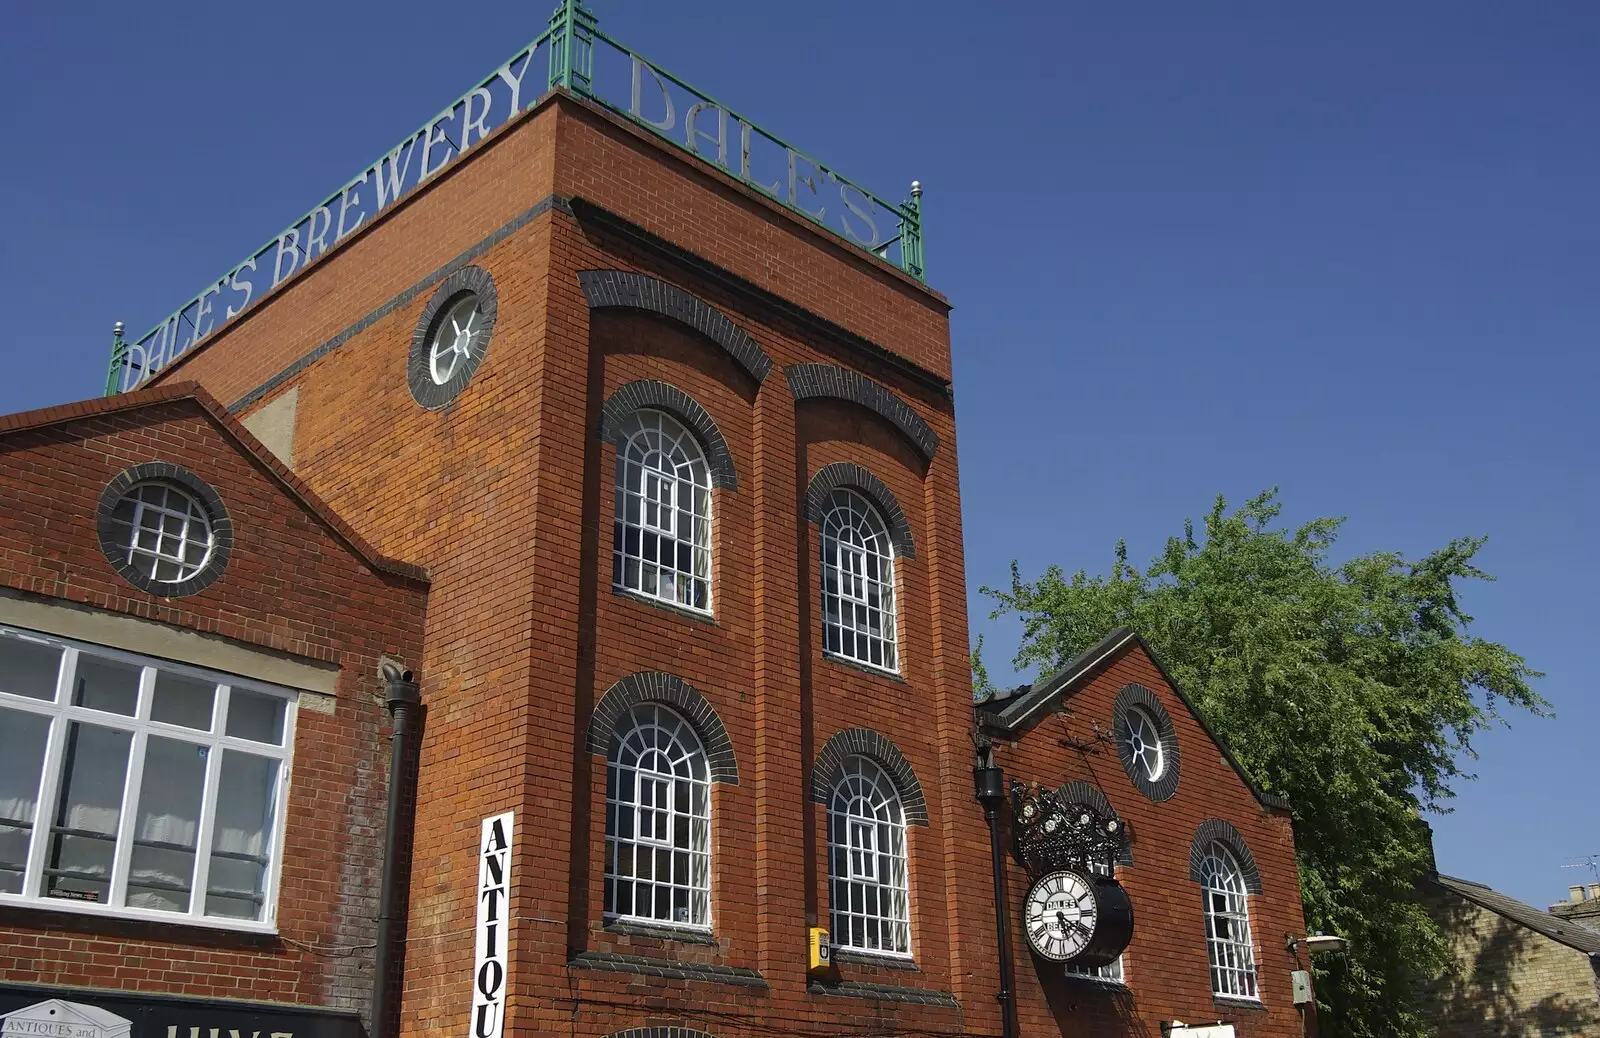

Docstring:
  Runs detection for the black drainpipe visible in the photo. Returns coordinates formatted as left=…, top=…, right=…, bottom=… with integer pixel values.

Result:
left=373, top=662, right=421, bottom=1038
left=975, top=745, right=1017, bottom=1038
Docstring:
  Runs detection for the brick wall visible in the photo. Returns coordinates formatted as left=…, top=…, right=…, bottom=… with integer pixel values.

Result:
left=1419, top=883, right=1600, bottom=1037
left=992, top=646, right=1309, bottom=1038
left=125, top=83, right=1306, bottom=1038
left=0, top=393, right=428, bottom=1015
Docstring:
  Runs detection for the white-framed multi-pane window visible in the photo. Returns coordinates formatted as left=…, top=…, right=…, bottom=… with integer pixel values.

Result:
left=613, top=410, right=712, bottom=613
left=0, top=624, right=294, bottom=932
left=1064, top=858, right=1125, bottom=984
left=604, top=703, right=711, bottom=930
left=828, top=756, right=911, bottom=957
left=819, top=489, right=898, bottom=673
left=1199, top=843, right=1259, bottom=999
left=106, top=482, right=217, bottom=585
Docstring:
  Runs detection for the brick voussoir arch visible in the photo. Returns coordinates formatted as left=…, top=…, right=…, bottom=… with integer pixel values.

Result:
left=599, top=379, right=738, bottom=490
left=1113, top=682, right=1182, bottom=802
left=810, top=728, right=928, bottom=825
left=578, top=269, right=773, bottom=384
left=96, top=462, right=234, bottom=597
left=1057, top=781, right=1134, bottom=866
left=1190, top=819, right=1263, bottom=894
left=785, top=363, right=939, bottom=463
left=805, top=462, right=915, bottom=559
left=588, top=672, right=740, bottom=785
left=605, top=1029, right=718, bottom=1038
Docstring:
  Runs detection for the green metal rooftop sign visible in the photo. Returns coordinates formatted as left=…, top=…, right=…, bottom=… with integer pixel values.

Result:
left=108, top=0, right=925, bottom=394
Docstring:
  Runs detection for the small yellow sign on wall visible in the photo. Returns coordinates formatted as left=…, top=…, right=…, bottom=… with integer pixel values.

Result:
left=807, top=927, right=832, bottom=975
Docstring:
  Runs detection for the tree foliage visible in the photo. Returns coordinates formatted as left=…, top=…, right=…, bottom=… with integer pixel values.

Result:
left=980, top=490, right=1546, bottom=1037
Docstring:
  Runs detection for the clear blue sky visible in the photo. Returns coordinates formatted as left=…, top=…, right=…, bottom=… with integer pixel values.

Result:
left=2, top=2, right=1593, bottom=910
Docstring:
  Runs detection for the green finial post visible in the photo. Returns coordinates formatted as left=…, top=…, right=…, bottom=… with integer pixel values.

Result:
left=549, top=0, right=598, bottom=94
left=901, top=181, right=925, bottom=280
left=105, top=321, right=128, bottom=396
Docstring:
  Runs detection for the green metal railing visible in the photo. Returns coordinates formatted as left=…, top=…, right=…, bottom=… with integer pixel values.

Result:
left=108, top=0, right=923, bottom=395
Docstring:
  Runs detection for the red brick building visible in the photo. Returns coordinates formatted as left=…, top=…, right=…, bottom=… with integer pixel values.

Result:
left=0, top=6, right=1310, bottom=1038
left=0, top=385, right=428, bottom=1037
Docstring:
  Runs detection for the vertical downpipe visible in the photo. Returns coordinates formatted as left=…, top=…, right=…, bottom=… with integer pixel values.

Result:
left=373, top=663, right=421, bottom=1038
left=975, top=749, right=1017, bottom=1038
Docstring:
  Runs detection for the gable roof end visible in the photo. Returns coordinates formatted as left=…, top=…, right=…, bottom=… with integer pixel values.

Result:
left=0, top=382, right=429, bottom=586
left=975, top=627, right=1291, bottom=814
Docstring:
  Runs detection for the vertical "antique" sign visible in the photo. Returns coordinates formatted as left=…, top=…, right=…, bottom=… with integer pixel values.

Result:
left=472, top=813, right=513, bottom=1038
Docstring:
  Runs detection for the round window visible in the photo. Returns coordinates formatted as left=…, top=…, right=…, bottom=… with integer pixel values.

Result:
left=1119, top=706, right=1165, bottom=782
left=408, top=266, right=498, bottom=409
left=96, top=464, right=232, bottom=596
left=109, top=483, right=215, bottom=582
left=1111, top=684, right=1181, bottom=801
left=428, top=294, right=484, bottom=385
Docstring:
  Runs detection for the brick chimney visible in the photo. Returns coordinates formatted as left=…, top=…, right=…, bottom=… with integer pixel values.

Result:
left=1549, top=882, right=1600, bottom=926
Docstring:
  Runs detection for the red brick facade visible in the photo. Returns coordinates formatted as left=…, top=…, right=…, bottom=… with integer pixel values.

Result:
left=0, top=386, right=428, bottom=1011
left=0, top=77, right=1308, bottom=1038
left=979, top=632, right=1309, bottom=1036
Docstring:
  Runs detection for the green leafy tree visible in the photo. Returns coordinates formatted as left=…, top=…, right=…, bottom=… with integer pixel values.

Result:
left=980, top=490, right=1546, bottom=1037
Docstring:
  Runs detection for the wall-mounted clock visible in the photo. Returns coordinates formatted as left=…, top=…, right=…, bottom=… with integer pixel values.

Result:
left=1021, top=869, right=1135, bottom=967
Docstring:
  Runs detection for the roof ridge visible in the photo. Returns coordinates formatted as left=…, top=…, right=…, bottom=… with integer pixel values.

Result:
left=1433, top=872, right=1600, bottom=954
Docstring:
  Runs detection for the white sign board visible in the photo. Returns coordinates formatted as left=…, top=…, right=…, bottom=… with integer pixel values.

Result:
left=471, top=812, right=513, bottom=1038
left=1168, top=1025, right=1237, bottom=1038
left=2, top=1002, right=131, bottom=1038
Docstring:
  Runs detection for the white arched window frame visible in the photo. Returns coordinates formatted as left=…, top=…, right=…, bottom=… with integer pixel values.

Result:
left=828, top=756, right=911, bottom=957
left=1199, top=843, right=1258, bottom=998
left=613, top=410, right=712, bottom=613
left=604, top=703, right=711, bottom=929
left=819, top=489, right=898, bottom=673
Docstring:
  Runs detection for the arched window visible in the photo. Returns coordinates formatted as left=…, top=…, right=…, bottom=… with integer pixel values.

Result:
left=1199, top=843, right=1258, bottom=998
left=828, top=756, right=911, bottom=956
left=820, top=489, right=898, bottom=672
left=604, top=704, right=711, bottom=929
left=613, top=410, right=712, bottom=612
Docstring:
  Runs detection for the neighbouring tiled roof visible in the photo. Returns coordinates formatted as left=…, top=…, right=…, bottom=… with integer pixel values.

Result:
left=1433, top=873, right=1600, bottom=955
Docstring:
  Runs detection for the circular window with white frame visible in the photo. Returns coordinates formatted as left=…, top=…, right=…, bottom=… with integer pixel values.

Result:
left=96, top=463, right=233, bottom=596
left=408, top=265, right=498, bottom=409
left=1112, top=684, right=1181, bottom=801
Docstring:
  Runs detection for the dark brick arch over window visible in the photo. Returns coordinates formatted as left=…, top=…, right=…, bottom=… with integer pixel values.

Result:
left=805, top=462, right=914, bottom=559
left=408, top=265, right=498, bottom=409
left=1057, top=781, right=1134, bottom=866
left=578, top=269, right=773, bottom=384
left=599, top=380, right=738, bottom=490
left=1113, top=682, right=1182, bottom=802
left=605, top=1029, right=718, bottom=1038
left=587, top=672, right=739, bottom=785
left=1189, top=819, right=1263, bottom=894
left=96, top=462, right=234, bottom=597
left=810, top=728, right=928, bottom=825
left=785, top=364, right=939, bottom=464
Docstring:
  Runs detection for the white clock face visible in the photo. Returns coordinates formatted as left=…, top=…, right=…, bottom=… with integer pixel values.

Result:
left=1023, top=870, right=1098, bottom=962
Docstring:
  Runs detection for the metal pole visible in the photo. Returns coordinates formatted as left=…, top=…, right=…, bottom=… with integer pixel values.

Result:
left=105, top=321, right=127, bottom=397
left=976, top=760, right=1018, bottom=1038
left=903, top=181, right=925, bottom=280
left=548, top=0, right=596, bottom=94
